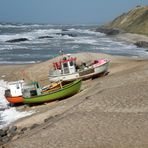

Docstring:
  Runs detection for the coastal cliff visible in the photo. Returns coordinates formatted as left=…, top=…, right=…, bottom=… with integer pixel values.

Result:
left=96, top=6, right=148, bottom=48
left=101, top=5, right=148, bottom=36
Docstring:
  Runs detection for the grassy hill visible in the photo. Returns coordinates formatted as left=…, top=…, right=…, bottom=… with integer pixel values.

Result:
left=104, top=6, right=148, bottom=36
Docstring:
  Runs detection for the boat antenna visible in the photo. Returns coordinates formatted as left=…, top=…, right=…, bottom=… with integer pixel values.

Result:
left=59, top=49, right=64, bottom=59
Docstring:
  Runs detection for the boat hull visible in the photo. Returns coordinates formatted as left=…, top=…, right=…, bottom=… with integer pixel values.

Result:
left=5, top=96, right=23, bottom=104
left=94, top=61, right=109, bottom=74
left=49, top=72, right=79, bottom=82
left=23, top=79, right=81, bottom=104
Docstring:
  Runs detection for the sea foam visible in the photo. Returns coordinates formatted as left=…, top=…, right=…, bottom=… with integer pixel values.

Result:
left=0, top=80, right=34, bottom=129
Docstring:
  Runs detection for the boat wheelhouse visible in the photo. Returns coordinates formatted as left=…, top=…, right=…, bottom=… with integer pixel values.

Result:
left=5, top=80, right=25, bottom=104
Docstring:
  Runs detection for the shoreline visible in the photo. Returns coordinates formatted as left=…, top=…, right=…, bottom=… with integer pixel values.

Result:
left=95, top=26, right=148, bottom=48
left=113, top=32, right=148, bottom=44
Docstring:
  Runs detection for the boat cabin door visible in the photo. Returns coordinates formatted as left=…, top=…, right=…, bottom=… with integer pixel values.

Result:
left=61, top=62, right=69, bottom=74
left=33, top=82, right=42, bottom=95
left=61, top=60, right=76, bottom=74
left=68, top=60, right=76, bottom=74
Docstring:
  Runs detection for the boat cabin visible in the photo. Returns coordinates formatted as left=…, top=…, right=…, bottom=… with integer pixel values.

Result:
left=5, top=80, right=25, bottom=97
left=53, top=54, right=77, bottom=75
left=22, top=82, right=42, bottom=98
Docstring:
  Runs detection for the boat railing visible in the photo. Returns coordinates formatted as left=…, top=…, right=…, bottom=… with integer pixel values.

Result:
left=49, top=69, right=62, bottom=76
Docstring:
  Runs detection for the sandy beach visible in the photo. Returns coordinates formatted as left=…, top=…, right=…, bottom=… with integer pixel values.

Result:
left=0, top=46, right=147, bottom=148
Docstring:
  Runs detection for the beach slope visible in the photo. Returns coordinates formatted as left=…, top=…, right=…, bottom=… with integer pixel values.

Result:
left=2, top=53, right=148, bottom=148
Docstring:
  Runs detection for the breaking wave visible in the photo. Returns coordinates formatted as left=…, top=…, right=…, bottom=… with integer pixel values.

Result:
left=0, top=80, right=34, bottom=129
left=0, top=23, right=147, bottom=64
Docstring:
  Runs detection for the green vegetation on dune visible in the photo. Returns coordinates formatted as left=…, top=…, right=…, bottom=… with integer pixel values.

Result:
left=104, top=6, right=148, bottom=36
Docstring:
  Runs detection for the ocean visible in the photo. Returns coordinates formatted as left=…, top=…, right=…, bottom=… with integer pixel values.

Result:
left=0, top=23, right=148, bottom=128
left=0, top=23, right=148, bottom=64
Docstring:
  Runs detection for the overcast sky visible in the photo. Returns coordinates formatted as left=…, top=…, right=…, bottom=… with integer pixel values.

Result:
left=0, top=0, right=147, bottom=24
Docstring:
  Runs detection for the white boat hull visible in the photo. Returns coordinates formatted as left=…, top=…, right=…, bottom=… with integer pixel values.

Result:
left=49, top=73, right=79, bottom=82
left=94, top=61, right=109, bottom=74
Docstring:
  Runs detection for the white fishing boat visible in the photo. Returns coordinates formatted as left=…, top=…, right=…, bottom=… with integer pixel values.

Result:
left=49, top=54, right=110, bottom=82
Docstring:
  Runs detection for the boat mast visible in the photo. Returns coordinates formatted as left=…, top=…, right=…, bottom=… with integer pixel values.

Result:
left=59, top=49, right=64, bottom=59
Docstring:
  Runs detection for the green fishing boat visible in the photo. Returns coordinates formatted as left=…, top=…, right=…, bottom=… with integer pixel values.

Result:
left=23, top=79, right=82, bottom=104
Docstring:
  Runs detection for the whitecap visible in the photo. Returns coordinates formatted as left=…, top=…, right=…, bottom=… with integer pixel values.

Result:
left=0, top=45, right=29, bottom=51
left=0, top=28, right=62, bottom=42
left=0, top=80, right=8, bottom=108
left=67, top=37, right=98, bottom=45
left=0, top=108, right=34, bottom=129
left=68, top=28, right=105, bottom=36
left=0, top=61, right=39, bottom=64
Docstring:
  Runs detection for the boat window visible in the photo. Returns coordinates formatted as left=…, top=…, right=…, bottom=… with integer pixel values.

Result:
left=16, top=84, right=20, bottom=89
left=70, top=61, right=73, bottom=66
left=63, top=62, right=68, bottom=68
left=30, top=90, right=37, bottom=97
left=36, top=83, right=39, bottom=88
